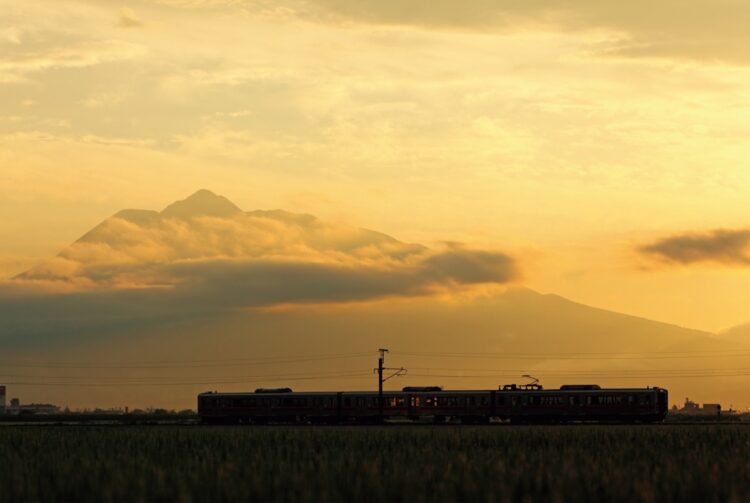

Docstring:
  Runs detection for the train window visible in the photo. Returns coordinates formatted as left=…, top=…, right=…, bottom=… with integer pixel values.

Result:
left=425, top=397, right=435, bottom=407
left=467, top=397, right=475, bottom=406
left=497, top=395, right=504, bottom=406
left=344, top=397, right=352, bottom=407
left=410, top=396, right=420, bottom=407
left=569, top=396, right=575, bottom=406
left=441, top=397, right=447, bottom=406
left=628, top=396, right=634, bottom=404
left=480, top=396, right=488, bottom=406
left=396, top=397, right=406, bottom=407
left=521, top=396, right=528, bottom=405
left=511, top=396, right=518, bottom=406
left=586, top=396, right=592, bottom=406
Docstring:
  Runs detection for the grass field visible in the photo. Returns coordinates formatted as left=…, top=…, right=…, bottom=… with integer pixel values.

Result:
left=1, top=425, right=749, bottom=502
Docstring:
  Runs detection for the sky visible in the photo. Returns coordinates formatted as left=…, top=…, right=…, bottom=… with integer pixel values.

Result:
left=2, top=1, right=750, bottom=408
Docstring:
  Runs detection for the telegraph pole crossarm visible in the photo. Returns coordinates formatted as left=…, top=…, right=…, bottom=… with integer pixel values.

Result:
left=374, top=348, right=407, bottom=424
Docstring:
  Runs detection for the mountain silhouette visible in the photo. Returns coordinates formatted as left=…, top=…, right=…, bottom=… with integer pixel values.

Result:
left=161, top=189, right=243, bottom=219
left=4, top=190, right=749, bottom=408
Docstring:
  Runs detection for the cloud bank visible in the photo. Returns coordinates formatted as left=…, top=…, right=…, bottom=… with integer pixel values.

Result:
left=640, top=229, right=750, bottom=266
left=162, top=0, right=750, bottom=64
left=1, top=190, right=519, bottom=347
left=316, top=0, right=750, bottom=63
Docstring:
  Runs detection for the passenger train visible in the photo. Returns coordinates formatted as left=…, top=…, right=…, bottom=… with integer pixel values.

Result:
left=198, top=384, right=668, bottom=424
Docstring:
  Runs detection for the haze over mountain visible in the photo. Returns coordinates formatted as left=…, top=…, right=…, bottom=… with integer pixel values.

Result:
left=2, top=191, right=749, bottom=409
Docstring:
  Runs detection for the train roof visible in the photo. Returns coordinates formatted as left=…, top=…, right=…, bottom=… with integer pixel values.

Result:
left=199, top=387, right=665, bottom=397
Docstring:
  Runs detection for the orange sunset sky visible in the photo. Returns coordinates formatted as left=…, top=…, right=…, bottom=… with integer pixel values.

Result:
left=2, top=1, right=750, bottom=409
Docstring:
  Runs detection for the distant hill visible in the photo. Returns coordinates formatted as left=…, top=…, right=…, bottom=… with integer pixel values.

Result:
left=5, top=190, right=750, bottom=409
left=719, top=323, right=750, bottom=345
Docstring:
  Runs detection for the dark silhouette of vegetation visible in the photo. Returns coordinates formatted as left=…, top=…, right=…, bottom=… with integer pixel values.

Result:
left=2, top=425, right=750, bottom=501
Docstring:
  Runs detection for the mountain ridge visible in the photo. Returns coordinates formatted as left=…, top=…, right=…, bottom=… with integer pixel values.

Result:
left=161, top=189, right=242, bottom=219
left=11, top=190, right=744, bottom=347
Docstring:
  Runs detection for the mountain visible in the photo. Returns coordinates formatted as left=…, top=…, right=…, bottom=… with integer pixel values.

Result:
left=719, top=323, right=750, bottom=345
left=5, top=190, right=749, bottom=409
left=161, top=189, right=243, bottom=219
left=17, top=189, right=428, bottom=284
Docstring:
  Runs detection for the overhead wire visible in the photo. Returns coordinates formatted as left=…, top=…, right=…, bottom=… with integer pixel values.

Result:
left=392, top=350, right=750, bottom=360
left=0, top=352, right=373, bottom=369
left=2, top=372, right=374, bottom=387
left=5, top=348, right=750, bottom=388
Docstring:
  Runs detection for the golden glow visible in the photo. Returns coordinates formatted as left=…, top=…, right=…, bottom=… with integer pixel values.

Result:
left=3, top=0, right=750, bottom=409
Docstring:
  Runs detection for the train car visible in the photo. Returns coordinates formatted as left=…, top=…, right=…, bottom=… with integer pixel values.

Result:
left=198, top=384, right=668, bottom=424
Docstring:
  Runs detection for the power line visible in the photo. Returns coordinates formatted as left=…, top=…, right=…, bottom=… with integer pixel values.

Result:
left=0, top=369, right=370, bottom=381
left=0, top=352, right=373, bottom=369
left=397, top=348, right=750, bottom=355
left=8, top=365, right=750, bottom=380
left=393, top=350, right=750, bottom=360
left=1, top=372, right=374, bottom=387
left=407, top=366, right=750, bottom=374
left=407, top=372, right=750, bottom=380
left=4, top=348, right=748, bottom=370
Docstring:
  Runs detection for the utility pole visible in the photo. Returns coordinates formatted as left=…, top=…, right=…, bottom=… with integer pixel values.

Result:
left=374, top=348, right=406, bottom=424
left=378, top=348, right=387, bottom=422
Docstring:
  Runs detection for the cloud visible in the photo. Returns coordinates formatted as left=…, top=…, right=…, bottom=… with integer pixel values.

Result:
left=0, top=250, right=518, bottom=348
left=116, top=8, right=144, bottom=29
left=160, top=0, right=750, bottom=64
left=640, top=229, right=750, bottom=266
left=0, top=40, right=144, bottom=82
left=1, top=193, right=519, bottom=347
left=322, top=0, right=750, bottom=63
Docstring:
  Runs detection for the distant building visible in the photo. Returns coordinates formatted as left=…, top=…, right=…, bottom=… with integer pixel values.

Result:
left=20, top=404, right=60, bottom=415
left=702, top=403, right=721, bottom=415
left=679, top=398, right=721, bottom=416
left=681, top=398, right=700, bottom=412
left=0, top=386, right=5, bottom=413
left=5, top=397, right=60, bottom=415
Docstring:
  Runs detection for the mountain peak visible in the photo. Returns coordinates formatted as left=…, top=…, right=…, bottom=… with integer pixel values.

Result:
left=161, top=190, right=242, bottom=219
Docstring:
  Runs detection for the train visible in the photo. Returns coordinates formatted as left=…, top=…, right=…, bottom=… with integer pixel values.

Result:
left=198, top=384, right=668, bottom=424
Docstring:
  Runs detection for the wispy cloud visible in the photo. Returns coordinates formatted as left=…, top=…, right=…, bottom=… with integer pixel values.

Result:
left=0, top=40, right=144, bottom=82
left=116, top=8, right=143, bottom=29
left=157, top=0, right=750, bottom=64
left=640, top=229, right=750, bottom=266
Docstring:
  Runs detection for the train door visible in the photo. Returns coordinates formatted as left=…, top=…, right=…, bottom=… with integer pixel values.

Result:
left=657, top=388, right=668, bottom=419
left=509, top=393, right=522, bottom=420
left=627, top=392, right=637, bottom=418
left=408, top=395, right=420, bottom=420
